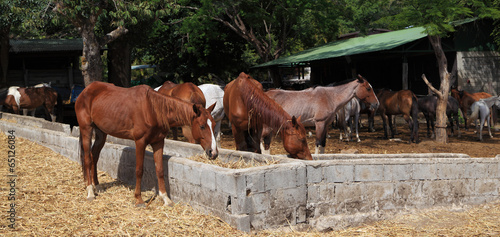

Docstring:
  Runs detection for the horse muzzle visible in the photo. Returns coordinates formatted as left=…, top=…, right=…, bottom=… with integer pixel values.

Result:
left=370, top=102, right=380, bottom=111
left=206, top=148, right=218, bottom=160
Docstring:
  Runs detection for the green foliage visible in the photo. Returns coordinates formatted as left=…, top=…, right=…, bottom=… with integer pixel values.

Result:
left=383, top=0, right=500, bottom=36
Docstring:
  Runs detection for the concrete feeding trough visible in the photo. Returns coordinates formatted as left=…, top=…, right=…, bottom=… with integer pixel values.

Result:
left=1, top=112, right=499, bottom=232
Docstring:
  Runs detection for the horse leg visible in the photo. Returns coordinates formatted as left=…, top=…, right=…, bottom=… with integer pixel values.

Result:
left=455, top=113, right=461, bottom=137
left=151, top=140, right=174, bottom=207
left=133, top=140, right=147, bottom=207
left=388, top=115, right=396, bottom=138
left=215, top=120, right=222, bottom=147
left=354, top=113, right=360, bottom=142
left=91, top=128, right=107, bottom=187
left=314, top=122, right=328, bottom=154
left=231, top=125, right=248, bottom=151
left=487, top=114, right=493, bottom=138
left=381, top=114, right=390, bottom=139
left=403, top=114, right=414, bottom=143
left=79, top=125, right=96, bottom=201
left=368, top=111, right=375, bottom=132
left=430, top=116, right=435, bottom=139
left=260, top=125, right=272, bottom=155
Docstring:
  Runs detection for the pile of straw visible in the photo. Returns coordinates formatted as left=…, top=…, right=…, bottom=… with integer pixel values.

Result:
left=187, top=154, right=280, bottom=169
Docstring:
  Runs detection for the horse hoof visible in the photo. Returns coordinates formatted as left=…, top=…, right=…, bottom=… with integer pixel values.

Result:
left=87, top=196, right=95, bottom=201
left=135, top=203, right=146, bottom=208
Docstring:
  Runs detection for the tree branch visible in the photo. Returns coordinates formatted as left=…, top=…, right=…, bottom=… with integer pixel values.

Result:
left=421, top=74, right=442, bottom=97
left=100, top=26, right=129, bottom=45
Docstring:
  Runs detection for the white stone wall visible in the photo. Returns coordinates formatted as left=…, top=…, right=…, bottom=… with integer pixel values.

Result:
left=457, top=51, right=500, bottom=95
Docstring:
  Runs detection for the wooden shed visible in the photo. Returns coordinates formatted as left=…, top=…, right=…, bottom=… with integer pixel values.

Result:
left=7, top=38, right=84, bottom=100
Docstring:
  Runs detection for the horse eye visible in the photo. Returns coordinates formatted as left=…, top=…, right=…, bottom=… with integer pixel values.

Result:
left=366, top=86, right=372, bottom=91
left=200, top=125, right=206, bottom=130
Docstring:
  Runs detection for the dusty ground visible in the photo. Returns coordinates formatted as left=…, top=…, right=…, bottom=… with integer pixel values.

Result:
left=215, top=116, right=500, bottom=158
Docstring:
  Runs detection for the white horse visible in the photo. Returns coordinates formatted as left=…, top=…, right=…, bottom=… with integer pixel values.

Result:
left=469, top=96, right=500, bottom=141
left=198, top=84, right=225, bottom=145
left=336, top=97, right=361, bottom=142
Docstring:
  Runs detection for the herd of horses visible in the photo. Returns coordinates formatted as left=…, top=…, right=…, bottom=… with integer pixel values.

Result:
left=1, top=72, right=498, bottom=206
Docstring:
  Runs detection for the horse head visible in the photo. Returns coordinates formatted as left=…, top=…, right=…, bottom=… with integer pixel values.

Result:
left=190, top=103, right=218, bottom=160
left=355, top=75, right=379, bottom=111
left=282, top=116, right=312, bottom=160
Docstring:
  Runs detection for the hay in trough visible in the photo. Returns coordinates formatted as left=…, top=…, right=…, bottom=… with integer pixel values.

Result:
left=1, top=130, right=499, bottom=236
left=186, top=154, right=281, bottom=169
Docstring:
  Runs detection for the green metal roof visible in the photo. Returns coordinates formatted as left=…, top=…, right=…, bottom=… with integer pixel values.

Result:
left=254, top=26, right=428, bottom=68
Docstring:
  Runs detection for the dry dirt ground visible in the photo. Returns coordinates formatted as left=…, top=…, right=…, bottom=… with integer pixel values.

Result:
left=214, top=115, right=500, bottom=158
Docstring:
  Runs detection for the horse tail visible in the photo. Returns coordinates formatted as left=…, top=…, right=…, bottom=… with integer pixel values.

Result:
left=79, top=132, right=86, bottom=181
left=469, top=103, right=479, bottom=121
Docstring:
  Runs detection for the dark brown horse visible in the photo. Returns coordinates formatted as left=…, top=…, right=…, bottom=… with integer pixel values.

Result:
left=376, top=89, right=419, bottom=143
left=2, top=86, right=59, bottom=122
left=156, top=81, right=208, bottom=142
left=75, top=82, right=217, bottom=207
left=223, top=72, right=312, bottom=160
left=262, top=75, right=379, bottom=154
left=451, top=88, right=493, bottom=130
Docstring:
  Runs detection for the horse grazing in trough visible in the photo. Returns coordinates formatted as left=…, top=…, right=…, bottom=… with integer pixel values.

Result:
left=262, top=75, right=379, bottom=154
left=336, top=97, right=361, bottom=142
left=469, top=96, right=500, bottom=141
left=451, top=88, right=493, bottom=130
left=2, top=85, right=59, bottom=122
left=418, top=95, right=461, bottom=138
left=198, top=84, right=225, bottom=145
left=376, top=89, right=419, bottom=143
left=75, top=82, right=217, bottom=207
left=156, top=81, right=209, bottom=143
left=223, top=72, right=312, bottom=160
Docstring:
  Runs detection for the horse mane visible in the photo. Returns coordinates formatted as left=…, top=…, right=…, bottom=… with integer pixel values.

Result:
left=239, top=78, right=291, bottom=131
left=147, top=88, right=196, bottom=130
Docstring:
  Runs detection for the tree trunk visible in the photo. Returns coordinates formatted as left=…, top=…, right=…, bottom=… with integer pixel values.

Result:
left=427, top=35, right=450, bottom=143
left=81, top=25, right=104, bottom=87
left=0, top=26, right=10, bottom=87
left=108, top=38, right=131, bottom=87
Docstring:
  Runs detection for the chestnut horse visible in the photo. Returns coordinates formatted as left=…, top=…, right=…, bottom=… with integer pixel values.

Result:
left=262, top=75, right=379, bottom=154
left=223, top=72, right=312, bottom=160
left=2, top=85, right=59, bottom=122
left=376, top=89, right=419, bottom=143
left=451, top=89, right=493, bottom=130
left=156, top=81, right=207, bottom=142
left=75, top=82, right=217, bottom=207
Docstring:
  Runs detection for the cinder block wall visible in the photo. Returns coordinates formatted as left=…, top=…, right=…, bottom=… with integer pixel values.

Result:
left=1, top=112, right=499, bottom=232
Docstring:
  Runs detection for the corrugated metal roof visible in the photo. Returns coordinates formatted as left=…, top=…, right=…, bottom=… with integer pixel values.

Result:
left=254, top=26, right=428, bottom=68
left=9, top=38, right=83, bottom=53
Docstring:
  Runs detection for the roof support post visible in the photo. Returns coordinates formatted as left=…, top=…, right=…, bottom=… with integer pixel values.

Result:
left=402, top=55, right=408, bottom=90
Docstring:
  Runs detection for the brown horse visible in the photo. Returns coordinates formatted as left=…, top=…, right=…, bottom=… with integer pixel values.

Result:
left=262, top=75, right=379, bottom=154
left=451, top=88, right=493, bottom=130
left=156, top=81, right=208, bottom=142
left=376, top=89, right=420, bottom=143
left=223, top=72, right=312, bottom=160
left=2, top=86, right=59, bottom=122
left=75, top=81, right=217, bottom=207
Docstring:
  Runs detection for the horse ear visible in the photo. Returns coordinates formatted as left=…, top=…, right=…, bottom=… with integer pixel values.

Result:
left=357, top=74, right=364, bottom=82
left=192, top=104, right=202, bottom=116
left=291, top=116, right=298, bottom=126
left=207, top=102, right=216, bottom=113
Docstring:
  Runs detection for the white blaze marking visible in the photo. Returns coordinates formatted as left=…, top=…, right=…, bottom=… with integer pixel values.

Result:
left=207, top=119, right=217, bottom=151
left=7, top=87, right=21, bottom=107
left=154, top=85, right=162, bottom=91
